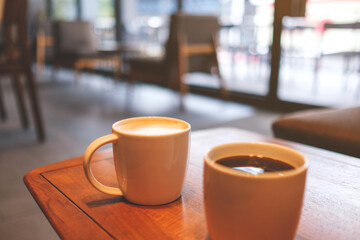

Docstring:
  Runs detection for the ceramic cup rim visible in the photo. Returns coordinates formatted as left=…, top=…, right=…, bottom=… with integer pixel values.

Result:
left=111, top=116, right=191, bottom=138
left=204, top=142, right=309, bottom=179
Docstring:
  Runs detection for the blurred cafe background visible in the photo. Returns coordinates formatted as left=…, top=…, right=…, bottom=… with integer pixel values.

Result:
left=1, top=0, right=360, bottom=239
left=28, top=0, right=360, bottom=107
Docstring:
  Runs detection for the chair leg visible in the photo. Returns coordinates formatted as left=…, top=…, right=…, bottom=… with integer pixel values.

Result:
left=213, top=63, right=228, bottom=100
left=74, top=70, right=81, bottom=85
left=0, top=82, right=7, bottom=121
left=212, top=35, right=229, bottom=100
left=36, top=41, right=45, bottom=80
left=36, top=30, right=46, bottom=80
left=11, top=74, right=29, bottom=128
left=51, top=65, right=59, bottom=82
left=214, top=61, right=229, bottom=100
left=74, top=60, right=85, bottom=85
left=113, top=56, right=122, bottom=82
left=25, top=67, right=46, bottom=142
left=179, top=92, right=185, bottom=111
left=177, top=75, right=187, bottom=110
left=218, top=75, right=229, bottom=101
left=127, top=73, right=135, bottom=94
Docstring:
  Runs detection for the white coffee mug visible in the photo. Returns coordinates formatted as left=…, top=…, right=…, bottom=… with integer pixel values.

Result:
left=84, top=116, right=191, bottom=205
left=204, top=142, right=308, bottom=240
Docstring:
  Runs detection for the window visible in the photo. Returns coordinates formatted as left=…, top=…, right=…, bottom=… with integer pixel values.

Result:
left=52, top=0, right=77, bottom=20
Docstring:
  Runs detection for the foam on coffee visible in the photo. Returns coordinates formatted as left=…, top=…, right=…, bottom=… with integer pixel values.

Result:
left=121, top=125, right=184, bottom=135
left=114, top=119, right=188, bottom=136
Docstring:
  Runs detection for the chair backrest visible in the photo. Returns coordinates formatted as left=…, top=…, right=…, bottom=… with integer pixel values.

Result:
left=2, top=0, right=29, bottom=62
left=52, top=21, right=98, bottom=57
left=165, top=13, right=219, bottom=74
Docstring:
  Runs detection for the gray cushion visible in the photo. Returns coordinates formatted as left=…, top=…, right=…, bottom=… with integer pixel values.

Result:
left=272, top=107, right=360, bottom=158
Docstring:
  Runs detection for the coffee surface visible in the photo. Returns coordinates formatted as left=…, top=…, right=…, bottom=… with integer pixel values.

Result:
left=216, top=155, right=295, bottom=175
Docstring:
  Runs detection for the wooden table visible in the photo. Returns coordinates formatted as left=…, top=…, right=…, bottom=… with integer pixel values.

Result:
left=24, top=128, right=360, bottom=240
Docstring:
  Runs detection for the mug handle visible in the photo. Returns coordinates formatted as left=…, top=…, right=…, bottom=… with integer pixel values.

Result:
left=83, top=134, right=123, bottom=195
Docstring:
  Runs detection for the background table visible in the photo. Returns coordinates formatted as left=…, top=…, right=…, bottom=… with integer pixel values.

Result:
left=24, top=128, right=360, bottom=240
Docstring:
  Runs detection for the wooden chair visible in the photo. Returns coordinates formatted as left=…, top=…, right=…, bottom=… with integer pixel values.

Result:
left=128, top=13, right=227, bottom=107
left=51, top=21, right=121, bottom=84
left=0, top=0, right=45, bottom=142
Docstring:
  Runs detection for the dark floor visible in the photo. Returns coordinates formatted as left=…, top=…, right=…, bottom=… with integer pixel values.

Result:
left=0, top=70, right=282, bottom=239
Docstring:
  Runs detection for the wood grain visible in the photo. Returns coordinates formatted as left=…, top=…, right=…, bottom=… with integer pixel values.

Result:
left=24, top=156, right=113, bottom=240
left=24, top=128, right=360, bottom=240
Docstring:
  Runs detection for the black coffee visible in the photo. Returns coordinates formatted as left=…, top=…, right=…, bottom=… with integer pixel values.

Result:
left=216, top=155, right=295, bottom=175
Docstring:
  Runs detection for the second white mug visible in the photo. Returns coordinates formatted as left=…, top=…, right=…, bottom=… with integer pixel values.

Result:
left=204, top=142, right=308, bottom=240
